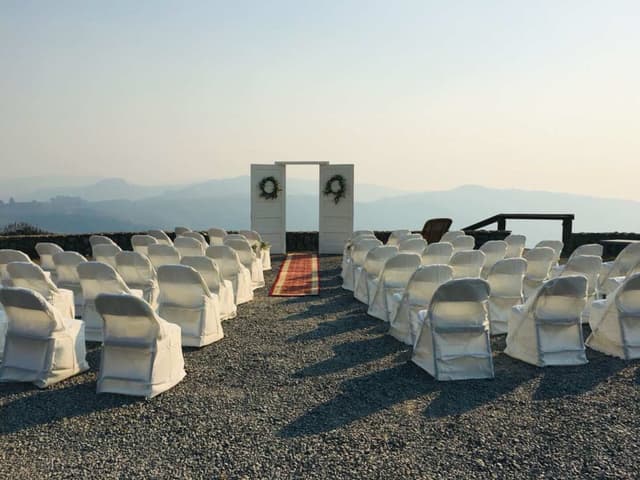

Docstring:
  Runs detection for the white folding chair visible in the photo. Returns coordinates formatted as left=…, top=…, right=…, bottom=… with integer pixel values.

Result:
left=175, top=226, right=192, bottom=236
left=7, top=261, right=76, bottom=320
left=174, top=236, right=206, bottom=257
left=53, top=251, right=87, bottom=315
left=92, top=243, right=122, bottom=270
left=353, top=246, right=398, bottom=304
left=598, top=243, right=640, bottom=297
left=551, top=243, right=603, bottom=278
left=504, top=234, right=526, bottom=258
left=115, top=251, right=160, bottom=308
left=587, top=273, right=640, bottom=360
left=344, top=237, right=382, bottom=291
left=181, top=256, right=237, bottom=320
left=78, top=261, right=142, bottom=342
left=207, top=228, right=227, bottom=246
left=451, top=235, right=475, bottom=254
left=206, top=245, right=253, bottom=304
left=449, top=250, right=486, bottom=279
left=147, top=244, right=181, bottom=270
left=412, top=278, right=493, bottom=380
left=148, top=229, right=173, bottom=246
left=180, top=231, right=208, bottom=246
left=0, top=249, right=32, bottom=286
left=240, top=230, right=271, bottom=271
left=131, top=234, right=158, bottom=257
left=157, top=265, right=224, bottom=347
left=368, top=253, right=421, bottom=321
left=523, top=247, right=556, bottom=298
left=440, top=230, right=464, bottom=243
left=386, top=230, right=412, bottom=246
left=535, top=240, right=564, bottom=266
left=35, top=242, right=63, bottom=277
left=559, top=255, right=602, bottom=322
left=487, top=258, right=527, bottom=335
left=398, top=237, right=428, bottom=254
left=479, top=240, right=507, bottom=278
left=388, top=264, right=453, bottom=345
left=89, top=235, right=116, bottom=249
left=421, top=242, right=453, bottom=266
left=224, top=238, right=265, bottom=289
left=505, top=276, right=588, bottom=366
left=0, top=287, right=88, bottom=387
left=95, top=293, right=185, bottom=398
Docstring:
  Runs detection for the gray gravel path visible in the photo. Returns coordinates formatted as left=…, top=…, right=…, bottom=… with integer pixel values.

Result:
left=1, top=255, right=639, bottom=479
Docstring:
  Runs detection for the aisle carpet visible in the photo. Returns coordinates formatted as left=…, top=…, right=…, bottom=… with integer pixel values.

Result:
left=269, top=252, right=320, bottom=296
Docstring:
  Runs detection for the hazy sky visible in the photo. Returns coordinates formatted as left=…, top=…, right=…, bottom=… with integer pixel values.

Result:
left=1, top=1, right=639, bottom=199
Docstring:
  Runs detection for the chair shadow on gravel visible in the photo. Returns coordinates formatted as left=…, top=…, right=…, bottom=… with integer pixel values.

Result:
left=293, top=335, right=408, bottom=378
left=287, top=314, right=381, bottom=343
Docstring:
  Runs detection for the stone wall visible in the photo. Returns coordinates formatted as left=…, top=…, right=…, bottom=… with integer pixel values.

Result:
left=2, top=230, right=639, bottom=259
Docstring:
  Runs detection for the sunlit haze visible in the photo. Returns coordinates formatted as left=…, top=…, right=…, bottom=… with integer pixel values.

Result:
left=1, top=1, right=638, bottom=199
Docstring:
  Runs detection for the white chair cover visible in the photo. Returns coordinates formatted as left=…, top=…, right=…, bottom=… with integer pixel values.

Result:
left=0, top=287, right=88, bottom=387
left=341, top=231, right=376, bottom=278
left=7, top=261, right=75, bottom=320
left=354, top=246, right=398, bottom=304
left=92, top=243, right=122, bottom=270
left=35, top=242, right=63, bottom=274
left=131, top=234, right=158, bottom=257
left=559, top=255, right=602, bottom=322
left=224, top=238, right=265, bottom=289
left=598, top=243, right=640, bottom=296
left=398, top=238, right=428, bottom=254
left=206, top=245, right=253, bottom=304
left=479, top=240, right=507, bottom=278
left=181, top=256, right=237, bottom=320
left=157, top=265, right=224, bottom=347
left=181, top=231, right=208, bottom=246
left=174, top=236, right=206, bottom=257
left=148, top=229, right=173, bottom=246
left=505, top=234, right=526, bottom=258
left=207, top=228, right=227, bottom=246
left=551, top=243, right=603, bottom=278
left=451, top=235, right=475, bottom=254
left=449, top=250, right=485, bottom=279
left=388, top=264, right=453, bottom=345
left=53, top=251, right=87, bottom=314
left=535, top=240, right=564, bottom=266
left=95, top=293, right=185, bottom=398
left=386, top=230, right=412, bottom=246
left=487, top=258, right=527, bottom=335
left=440, top=230, right=465, bottom=243
left=240, top=230, right=271, bottom=271
left=421, top=242, right=453, bottom=266
left=175, top=226, right=192, bottom=235
left=412, top=278, right=493, bottom=380
left=0, top=249, right=32, bottom=286
left=505, top=276, right=588, bottom=367
left=115, top=251, right=160, bottom=308
left=89, top=235, right=116, bottom=248
left=523, top=247, right=556, bottom=298
left=367, top=253, right=421, bottom=321
left=587, top=273, right=640, bottom=360
left=147, top=244, right=181, bottom=270
left=344, top=237, right=382, bottom=291
left=78, top=261, right=139, bottom=342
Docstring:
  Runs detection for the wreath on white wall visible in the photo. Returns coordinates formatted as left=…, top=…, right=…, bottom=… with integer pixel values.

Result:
left=323, top=174, right=347, bottom=204
left=258, top=176, right=281, bottom=200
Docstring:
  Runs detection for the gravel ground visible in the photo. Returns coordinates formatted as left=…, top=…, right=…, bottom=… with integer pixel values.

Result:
left=1, top=255, right=639, bottom=479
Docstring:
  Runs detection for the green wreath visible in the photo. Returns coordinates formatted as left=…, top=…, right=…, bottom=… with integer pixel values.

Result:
left=258, top=176, right=281, bottom=200
left=323, top=174, right=347, bottom=204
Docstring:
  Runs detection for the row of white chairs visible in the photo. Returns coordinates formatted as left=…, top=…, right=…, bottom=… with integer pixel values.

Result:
left=0, top=229, right=271, bottom=396
left=341, top=230, right=640, bottom=380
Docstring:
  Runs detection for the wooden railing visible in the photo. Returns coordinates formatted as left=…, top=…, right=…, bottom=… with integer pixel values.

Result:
left=463, top=213, right=575, bottom=245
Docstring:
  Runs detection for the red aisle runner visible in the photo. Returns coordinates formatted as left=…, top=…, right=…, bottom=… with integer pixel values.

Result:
left=269, top=253, right=319, bottom=296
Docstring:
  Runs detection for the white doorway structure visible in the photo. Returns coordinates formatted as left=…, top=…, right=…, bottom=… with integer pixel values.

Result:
left=250, top=162, right=354, bottom=254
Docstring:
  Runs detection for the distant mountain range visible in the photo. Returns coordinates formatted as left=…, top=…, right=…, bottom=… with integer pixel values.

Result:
left=0, top=176, right=638, bottom=246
